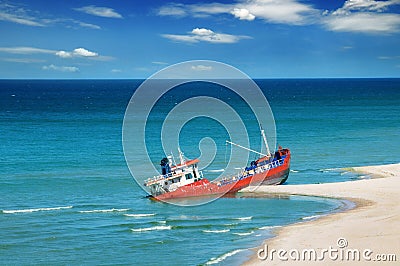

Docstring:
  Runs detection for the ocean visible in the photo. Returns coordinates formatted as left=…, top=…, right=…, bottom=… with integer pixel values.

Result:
left=1, top=79, right=399, bottom=265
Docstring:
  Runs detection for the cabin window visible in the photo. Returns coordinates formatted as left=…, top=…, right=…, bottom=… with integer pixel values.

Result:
left=185, top=173, right=192, bottom=180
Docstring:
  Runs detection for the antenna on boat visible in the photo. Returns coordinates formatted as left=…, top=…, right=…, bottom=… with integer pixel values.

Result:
left=170, top=151, right=177, bottom=166
left=177, top=147, right=186, bottom=165
left=225, top=140, right=268, bottom=157
left=260, top=125, right=271, bottom=156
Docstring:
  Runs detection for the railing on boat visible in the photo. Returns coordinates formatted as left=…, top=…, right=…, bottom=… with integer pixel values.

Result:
left=145, top=172, right=176, bottom=186
left=145, top=168, right=204, bottom=186
left=212, top=157, right=286, bottom=187
left=145, top=155, right=286, bottom=186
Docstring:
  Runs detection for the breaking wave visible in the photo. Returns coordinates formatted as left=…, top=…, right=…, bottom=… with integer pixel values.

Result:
left=202, top=229, right=230, bottom=233
left=79, top=208, right=129, bottom=213
left=131, top=226, right=171, bottom=232
left=223, top=223, right=238, bottom=226
left=234, top=216, right=252, bottom=221
left=259, top=225, right=282, bottom=230
left=233, top=231, right=254, bottom=236
left=319, top=168, right=340, bottom=173
left=124, top=213, right=155, bottom=218
left=302, top=214, right=324, bottom=221
left=2, top=206, right=73, bottom=214
left=205, top=249, right=245, bottom=265
left=204, top=169, right=225, bottom=173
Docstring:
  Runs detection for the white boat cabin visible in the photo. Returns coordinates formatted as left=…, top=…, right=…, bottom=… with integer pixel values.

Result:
left=144, top=150, right=203, bottom=196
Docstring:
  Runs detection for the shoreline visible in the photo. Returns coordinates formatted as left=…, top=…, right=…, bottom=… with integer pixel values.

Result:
left=240, top=163, right=400, bottom=265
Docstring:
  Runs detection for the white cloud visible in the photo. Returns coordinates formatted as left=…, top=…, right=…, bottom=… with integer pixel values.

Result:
left=190, top=3, right=234, bottom=16
left=42, top=64, right=79, bottom=72
left=323, top=0, right=400, bottom=33
left=378, top=55, right=400, bottom=60
left=0, top=46, right=111, bottom=61
left=152, top=61, right=169, bottom=65
left=162, top=28, right=250, bottom=44
left=231, top=8, right=255, bottom=21
left=134, top=67, right=150, bottom=72
left=0, top=2, right=46, bottom=27
left=330, top=13, right=400, bottom=33
left=191, top=28, right=214, bottom=36
left=74, top=21, right=101, bottom=30
left=73, top=48, right=98, bottom=57
left=55, top=51, right=72, bottom=58
left=157, top=0, right=400, bottom=33
left=342, top=46, right=353, bottom=50
left=158, top=0, right=316, bottom=25
left=324, top=12, right=400, bottom=33
left=111, top=69, right=122, bottom=73
left=0, top=11, right=44, bottom=26
left=91, top=55, right=115, bottom=61
left=243, top=0, right=317, bottom=25
left=55, top=48, right=99, bottom=58
left=334, top=0, right=399, bottom=15
left=1, top=58, right=45, bottom=63
left=157, top=3, right=187, bottom=17
left=191, top=65, right=213, bottom=71
left=0, top=3, right=102, bottom=29
left=0, top=47, right=55, bottom=54
left=378, top=56, right=391, bottom=60
left=162, top=34, right=197, bottom=43
left=74, top=5, right=123, bottom=18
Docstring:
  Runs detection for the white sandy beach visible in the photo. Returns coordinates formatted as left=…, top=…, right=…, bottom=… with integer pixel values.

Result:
left=241, top=163, right=400, bottom=265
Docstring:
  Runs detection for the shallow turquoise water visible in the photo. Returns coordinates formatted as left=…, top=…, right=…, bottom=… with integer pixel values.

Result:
left=0, top=79, right=399, bottom=265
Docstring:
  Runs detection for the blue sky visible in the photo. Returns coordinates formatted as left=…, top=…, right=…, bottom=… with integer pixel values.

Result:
left=0, top=0, right=399, bottom=78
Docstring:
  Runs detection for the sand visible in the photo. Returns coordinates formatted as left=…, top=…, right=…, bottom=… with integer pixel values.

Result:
left=241, top=163, right=400, bottom=265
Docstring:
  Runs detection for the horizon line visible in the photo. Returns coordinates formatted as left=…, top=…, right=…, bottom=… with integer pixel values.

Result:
left=1, top=77, right=400, bottom=81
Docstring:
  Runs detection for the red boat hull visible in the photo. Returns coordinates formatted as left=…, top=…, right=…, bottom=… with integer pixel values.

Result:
left=153, top=152, right=291, bottom=201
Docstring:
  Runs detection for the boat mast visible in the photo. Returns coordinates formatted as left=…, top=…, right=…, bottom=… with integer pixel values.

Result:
left=260, top=127, right=271, bottom=156
left=225, top=140, right=268, bottom=157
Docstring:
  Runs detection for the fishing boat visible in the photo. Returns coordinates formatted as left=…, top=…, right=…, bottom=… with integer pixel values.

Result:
left=144, top=129, right=290, bottom=200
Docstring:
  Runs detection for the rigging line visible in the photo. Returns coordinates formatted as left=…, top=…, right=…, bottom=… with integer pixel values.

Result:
left=224, top=141, right=228, bottom=164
